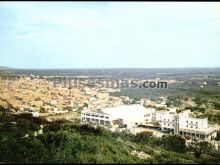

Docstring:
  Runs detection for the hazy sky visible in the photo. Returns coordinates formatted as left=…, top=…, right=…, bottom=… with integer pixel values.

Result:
left=0, top=2, right=220, bottom=69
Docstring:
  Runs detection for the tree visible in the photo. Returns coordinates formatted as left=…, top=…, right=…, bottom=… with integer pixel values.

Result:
left=161, top=135, right=186, bottom=153
left=0, top=105, right=10, bottom=115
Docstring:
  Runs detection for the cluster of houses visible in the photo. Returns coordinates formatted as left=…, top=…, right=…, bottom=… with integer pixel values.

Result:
left=0, top=76, right=124, bottom=116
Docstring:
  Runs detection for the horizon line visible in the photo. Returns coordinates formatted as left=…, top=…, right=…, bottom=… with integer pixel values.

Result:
left=1, top=66, right=220, bottom=70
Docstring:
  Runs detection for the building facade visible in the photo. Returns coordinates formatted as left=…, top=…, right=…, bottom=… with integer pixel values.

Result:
left=81, top=104, right=217, bottom=140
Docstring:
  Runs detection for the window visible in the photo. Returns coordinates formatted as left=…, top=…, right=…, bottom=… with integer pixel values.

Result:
left=186, top=121, right=188, bottom=123
left=196, top=122, right=198, bottom=124
left=186, top=125, right=188, bottom=127
left=168, top=124, right=170, bottom=126
left=191, top=126, right=193, bottom=128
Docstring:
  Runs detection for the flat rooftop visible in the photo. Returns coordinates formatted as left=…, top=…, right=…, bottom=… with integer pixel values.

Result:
left=101, top=105, right=152, bottom=124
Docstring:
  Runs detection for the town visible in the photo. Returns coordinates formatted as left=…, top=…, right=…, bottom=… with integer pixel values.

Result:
left=1, top=1, right=220, bottom=164
left=1, top=68, right=220, bottom=164
left=0, top=74, right=218, bottom=143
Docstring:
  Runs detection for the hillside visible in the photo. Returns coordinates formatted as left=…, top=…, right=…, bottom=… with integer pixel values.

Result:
left=0, top=107, right=220, bottom=164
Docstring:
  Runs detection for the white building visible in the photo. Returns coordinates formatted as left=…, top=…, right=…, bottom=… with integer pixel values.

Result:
left=157, top=110, right=217, bottom=140
left=81, top=110, right=111, bottom=126
left=26, top=108, right=39, bottom=117
left=154, top=110, right=169, bottom=122
left=102, top=104, right=151, bottom=128
left=81, top=104, right=217, bottom=140
left=143, top=107, right=156, bottom=123
left=81, top=104, right=153, bottom=128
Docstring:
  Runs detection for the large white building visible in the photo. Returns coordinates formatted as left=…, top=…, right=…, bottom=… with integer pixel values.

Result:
left=81, top=104, right=152, bottom=128
left=150, top=109, right=217, bottom=140
left=81, top=104, right=217, bottom=140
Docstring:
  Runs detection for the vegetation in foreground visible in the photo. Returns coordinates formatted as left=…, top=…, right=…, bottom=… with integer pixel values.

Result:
left=0, top=106, right=220, bottom=164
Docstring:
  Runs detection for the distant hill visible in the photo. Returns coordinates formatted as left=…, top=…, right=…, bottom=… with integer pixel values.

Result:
left=0, top=66, right=15, bottom=70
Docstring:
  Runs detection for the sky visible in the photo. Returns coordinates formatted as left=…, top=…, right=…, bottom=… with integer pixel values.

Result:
left=0, top=2, right=220, bottom=69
